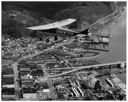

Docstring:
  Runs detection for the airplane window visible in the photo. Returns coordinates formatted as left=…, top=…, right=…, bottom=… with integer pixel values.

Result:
left=57, top=30, right=59, bottom=33
left=58, top=30, right=61, bottom=33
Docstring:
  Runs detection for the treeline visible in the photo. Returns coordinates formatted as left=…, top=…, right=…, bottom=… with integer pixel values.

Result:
left=2, top=10, right=44, bottom=38
left=2, top=12, right=26, bottom=38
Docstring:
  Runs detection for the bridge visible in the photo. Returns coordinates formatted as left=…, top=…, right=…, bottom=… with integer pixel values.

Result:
left=49, top=61, right=126, bottom=78
left=85, top=4, right=123, bottom=30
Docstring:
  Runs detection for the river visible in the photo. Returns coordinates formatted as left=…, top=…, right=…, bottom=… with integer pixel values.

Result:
left=93, top=10, right=126, bottom=83
left=93, top=10, right=126, bottom=64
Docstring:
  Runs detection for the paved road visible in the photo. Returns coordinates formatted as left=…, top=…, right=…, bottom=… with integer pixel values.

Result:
left=49, top=61, right=126, bottom=78
left=11, top=38, right=75, bottom=66
left=11, top=38, right=75, bottom=99
left=40, top=63, right=57, bottom=99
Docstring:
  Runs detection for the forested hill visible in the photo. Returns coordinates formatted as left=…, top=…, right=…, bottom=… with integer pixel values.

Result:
left=2, top=2, right=125, bottom=38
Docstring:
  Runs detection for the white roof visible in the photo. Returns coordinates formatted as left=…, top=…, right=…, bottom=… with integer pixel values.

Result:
left=23, top=93, right=36, bottom=99
left=2, top=84, right=15, bottom=88
left=76, top=34, right=87, bottom=37
left=43, top=89, right=50, bottom=92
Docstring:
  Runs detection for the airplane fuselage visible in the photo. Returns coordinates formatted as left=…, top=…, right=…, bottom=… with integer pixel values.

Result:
left=39, top=29, right=76, bottom=37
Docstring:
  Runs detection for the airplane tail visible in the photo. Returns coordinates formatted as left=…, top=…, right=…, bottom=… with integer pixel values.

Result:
left=79, top=28, right=90, bottom=35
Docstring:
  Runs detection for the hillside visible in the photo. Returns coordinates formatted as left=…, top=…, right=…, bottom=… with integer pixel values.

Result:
left=2, top=2, right=125, bottom=38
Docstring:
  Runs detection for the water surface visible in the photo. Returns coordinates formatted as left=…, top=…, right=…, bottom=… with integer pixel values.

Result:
left=93, top=10, right=126, bottom=63
left=93, top=10, right=126, bottom=83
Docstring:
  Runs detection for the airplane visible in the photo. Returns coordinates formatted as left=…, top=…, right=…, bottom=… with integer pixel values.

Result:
left=26, top=18, right=90, bottom=40
left=26, top=18, right=109, bottom=43
left=26, top=5, right=121, bottom=44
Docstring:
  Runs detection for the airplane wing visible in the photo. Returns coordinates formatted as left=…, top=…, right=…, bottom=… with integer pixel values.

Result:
left=26, top=18, right=76, bottom=30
